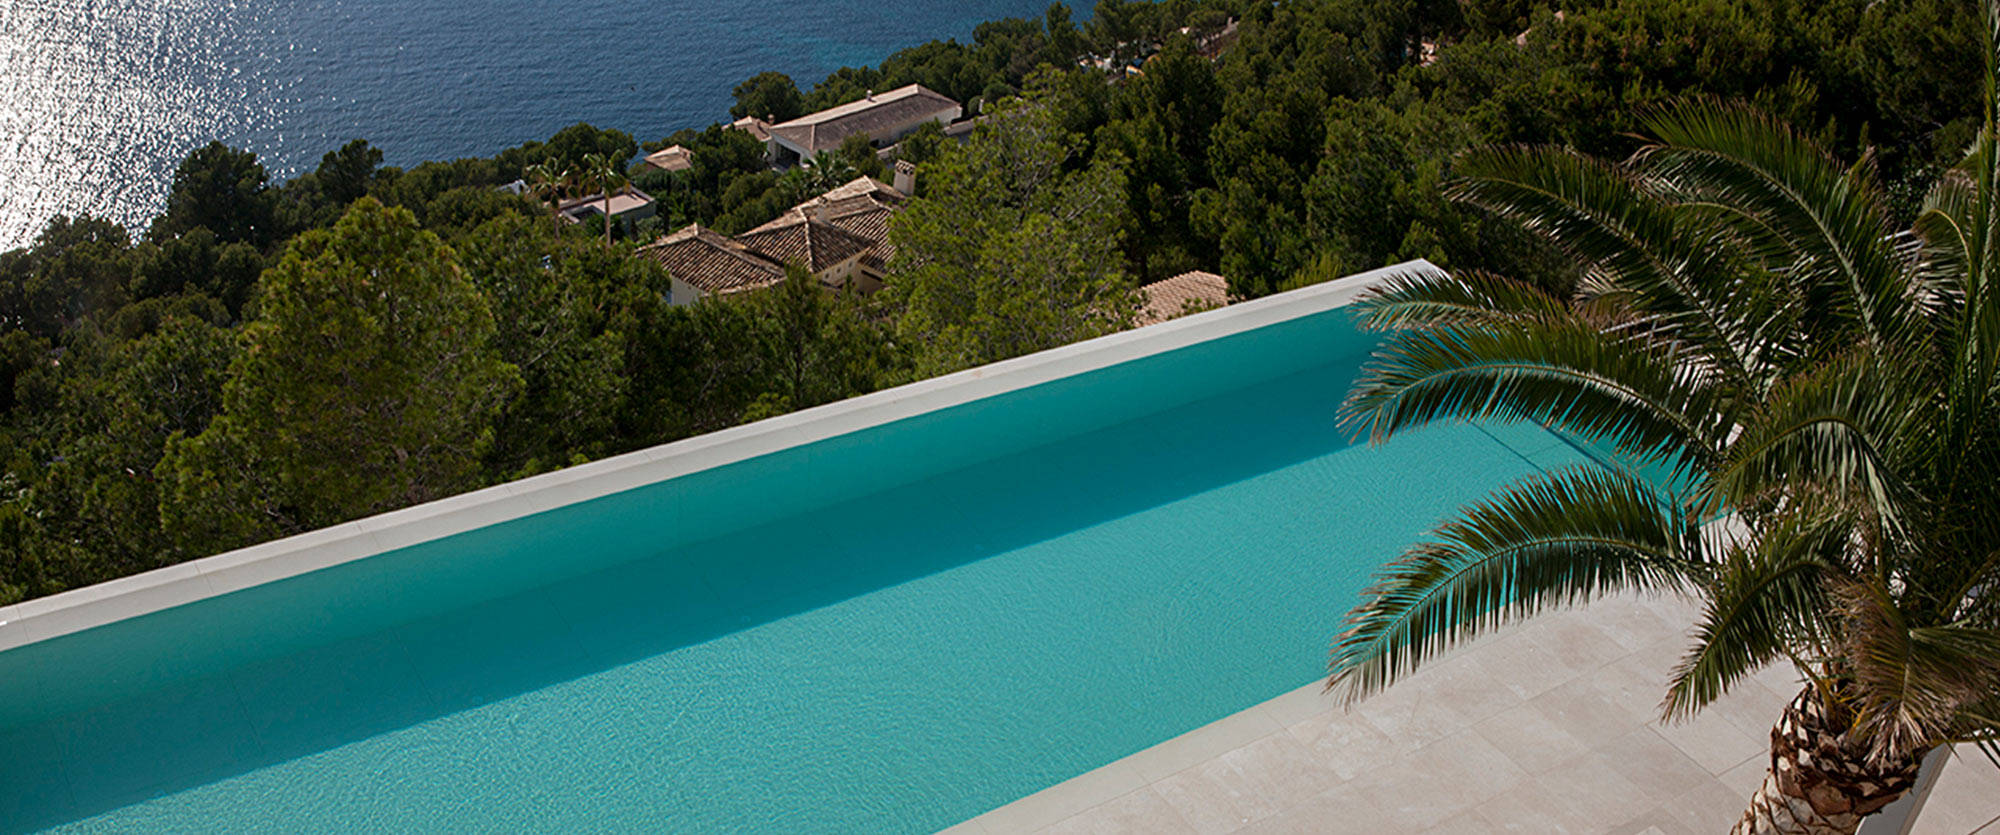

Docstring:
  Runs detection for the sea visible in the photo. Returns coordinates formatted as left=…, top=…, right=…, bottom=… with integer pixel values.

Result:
left=0, top=0, right=1052, bottom=250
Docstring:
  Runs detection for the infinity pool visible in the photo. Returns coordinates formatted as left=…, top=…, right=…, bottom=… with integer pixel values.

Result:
left=0, top=289, right=1594, bottom=832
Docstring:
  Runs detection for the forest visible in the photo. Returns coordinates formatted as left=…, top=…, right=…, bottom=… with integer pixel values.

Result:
left=0, top=0, right=1983, bottom=602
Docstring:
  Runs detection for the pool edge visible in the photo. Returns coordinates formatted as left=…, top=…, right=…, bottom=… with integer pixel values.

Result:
left=0, top=260, right=1437, bottom=653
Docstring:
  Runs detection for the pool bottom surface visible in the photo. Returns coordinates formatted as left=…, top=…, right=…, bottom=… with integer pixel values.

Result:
left=3, top=362, right=1590, bottom=833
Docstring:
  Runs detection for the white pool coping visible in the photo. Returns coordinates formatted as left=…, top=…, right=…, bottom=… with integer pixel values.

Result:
left=0, top=260, right=1436, bottom=654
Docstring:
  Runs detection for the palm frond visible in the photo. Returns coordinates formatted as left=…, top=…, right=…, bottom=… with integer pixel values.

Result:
left=1664, top=512, right=1841, bottom=720
left=1348, top=268, right=1575, bottom=332
left=1917, top=114, right=2000, bottom=446
left=1637, top=99, right=1921, bottom=352
left=1844, top=577, right=2000, bottom=762
left=1451, top=145, right=1765, bottom=389
left=1710, top=351, right=1919, bottom=532
left=1340, top=320, right=1730, bottom=472
left=1329, top=466, right=1702, bottom=704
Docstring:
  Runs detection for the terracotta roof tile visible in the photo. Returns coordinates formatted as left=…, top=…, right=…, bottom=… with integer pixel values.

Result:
left=637, top=224, right=786, bottom=295
left=736, top=218, right=874, bottom=273
left=640, top=176, right=911, bottom=295
left=746, top=177, right=906, bottom=271
left=1137, top=271, right=1231, bottom=325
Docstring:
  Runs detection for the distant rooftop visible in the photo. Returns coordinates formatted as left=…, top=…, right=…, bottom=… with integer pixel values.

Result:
left=767, top=84, right=960, bottom=155
left=643, top=145, right=693, bottom=173
left=637, top=224, right=787, bottom=296
left=730, top=116, right=772, bottom=143
left=1137, top=271, right=1231, bottom=325
left=642, top=176, right=908, bottom=296
left=557, top=188, right=656, bottom=219
left=746, top=176, right=907, bottom=272
left=736, top=219, right=875, bottom=274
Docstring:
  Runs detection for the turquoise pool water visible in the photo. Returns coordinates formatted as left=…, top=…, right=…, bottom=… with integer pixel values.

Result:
left=0, top=310, right=1594, bottom=833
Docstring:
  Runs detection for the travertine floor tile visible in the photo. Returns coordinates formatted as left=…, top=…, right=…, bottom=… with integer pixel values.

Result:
left=1232, top=782, right=1392, bottom=835
left=1038, top=787, right=1194, bottom=835
left=1284, top=709, right=1399, bottom=783
left=1910, top=746, right=2000, bottom=835
left=1473, top=700, right=1597, bottom=775
left=957, top=592, right=1977, bottom=835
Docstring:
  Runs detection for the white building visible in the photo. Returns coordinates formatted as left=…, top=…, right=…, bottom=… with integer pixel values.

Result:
left=762, top=85, right=961, bottom=165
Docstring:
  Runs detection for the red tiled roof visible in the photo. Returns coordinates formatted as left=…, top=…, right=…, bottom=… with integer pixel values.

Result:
left=637, top=224, right=786, bottom=295
left=1137, top=271, right=1231, bottom=325
left=747, top=177, right=906, bottom=271
left=736, top=218, right=875, bottom=273
left=641, top=177, right=911, bottom=295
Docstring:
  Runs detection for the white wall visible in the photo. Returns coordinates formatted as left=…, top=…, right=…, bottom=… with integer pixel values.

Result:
left=668, top=275, right=704, bottom=306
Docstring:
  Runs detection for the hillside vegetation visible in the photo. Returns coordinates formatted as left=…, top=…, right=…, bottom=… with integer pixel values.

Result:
left=0, top=0, right=1981, bottom=601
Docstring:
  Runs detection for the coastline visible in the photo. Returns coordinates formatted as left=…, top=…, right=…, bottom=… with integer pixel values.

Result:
left=0, top=0, right=1054, bottom=250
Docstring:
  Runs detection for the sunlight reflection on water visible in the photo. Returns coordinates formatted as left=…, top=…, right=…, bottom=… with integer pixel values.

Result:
left=0, top=0, right=1045, bottom=249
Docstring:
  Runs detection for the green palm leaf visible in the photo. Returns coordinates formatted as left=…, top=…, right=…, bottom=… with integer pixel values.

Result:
left=1637, top=99, right=1921, bottom=351
left=1844, top=578, right=2000, bottom=762
left=1329, top=466, right=1701, bottom=704
left=1341, top=319, right=1729, bottom=472
left=1664, top=511, right=1841, bottom=720
left=1347, top=266, right=1577, bottom=331
left=1451, top=145, right=1763, bottom=388
left=1711, top=351, right=1920, bottom=530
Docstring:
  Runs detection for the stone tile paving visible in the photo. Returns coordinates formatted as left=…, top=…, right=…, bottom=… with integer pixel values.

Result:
left=945, top=592, right=2000, bottom=834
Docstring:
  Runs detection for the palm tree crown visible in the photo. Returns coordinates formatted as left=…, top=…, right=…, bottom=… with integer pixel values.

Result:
left=1327, top=3, right=2000, bottom=831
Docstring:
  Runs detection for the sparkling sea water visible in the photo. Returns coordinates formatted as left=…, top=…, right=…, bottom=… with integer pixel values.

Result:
left=0, top=0, right=1050, bottom=250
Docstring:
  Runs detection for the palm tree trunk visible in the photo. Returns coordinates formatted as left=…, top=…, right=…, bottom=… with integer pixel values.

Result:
left=1732, top=688, right=1926, bottom=834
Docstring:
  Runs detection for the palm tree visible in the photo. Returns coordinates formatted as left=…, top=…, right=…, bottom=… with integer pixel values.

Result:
left=577, top=152, right=631, bottom=247
left=1326, top=5, right=2000, bottom=833
left=523, top=161, right=573, bottom=231
left=804, top=150, right=859, bottom=193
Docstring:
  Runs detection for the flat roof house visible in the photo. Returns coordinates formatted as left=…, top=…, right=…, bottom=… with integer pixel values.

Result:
left=764, top=84, right=961, bottom=164
left=557, top=188, right=657, bottom=224
left=641, top=144, right=694, bottom=173
left=554, top=187, right=658, bottom=239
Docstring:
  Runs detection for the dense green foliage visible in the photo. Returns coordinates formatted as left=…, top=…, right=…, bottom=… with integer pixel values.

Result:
left=159, top=199, right=522, bottom=552
left=0, top=130, right=889, bottom=600
left=1, top=0, right=1983, bottom=603
left=730, top=71, right=807, bottom=122
left=887, top=83, right=1137, bottom=375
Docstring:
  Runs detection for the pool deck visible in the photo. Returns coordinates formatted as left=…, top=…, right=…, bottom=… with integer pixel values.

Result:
left=944, top=591, right=2000, bottom=834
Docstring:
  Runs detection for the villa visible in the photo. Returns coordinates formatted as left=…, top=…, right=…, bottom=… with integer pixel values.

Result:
left=758, top=84, right=962, bottom=166
left=638, top=173, right=908, bottom=302
left=555, top=186, right=657, bottom=233
left=641, top=144, right=694, bottom=173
